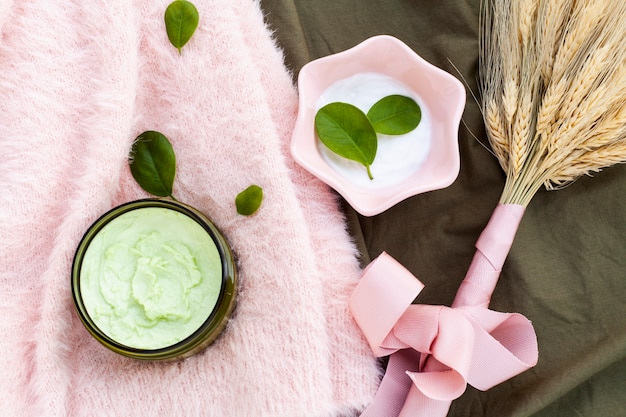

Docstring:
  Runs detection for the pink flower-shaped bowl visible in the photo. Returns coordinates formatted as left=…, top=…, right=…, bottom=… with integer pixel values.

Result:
left=290, top=35, right=465, bottom=216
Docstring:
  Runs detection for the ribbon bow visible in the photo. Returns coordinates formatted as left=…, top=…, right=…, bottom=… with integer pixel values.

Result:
left=350, top=204, right=539, bottom=417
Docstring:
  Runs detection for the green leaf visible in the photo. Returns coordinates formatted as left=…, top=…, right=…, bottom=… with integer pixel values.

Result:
left=164, top=1, right=199, bottom=54
left=367, top=95, right=421, bottom=135
left=236, top=185, right=263, bottom=216
left=315, top=102, right=377, bottom=180
left=129, top=131, right=176, bottom=198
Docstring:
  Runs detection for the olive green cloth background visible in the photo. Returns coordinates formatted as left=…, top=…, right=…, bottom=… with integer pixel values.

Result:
left=260, top=1, right=626, bottom=416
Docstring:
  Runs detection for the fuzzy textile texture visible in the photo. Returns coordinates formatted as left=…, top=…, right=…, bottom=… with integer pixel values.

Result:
left=0, top=0, right=381, bottom=416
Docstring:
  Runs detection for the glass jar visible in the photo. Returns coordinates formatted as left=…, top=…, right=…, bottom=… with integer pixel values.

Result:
left=71, top=199, right=237, bottom=360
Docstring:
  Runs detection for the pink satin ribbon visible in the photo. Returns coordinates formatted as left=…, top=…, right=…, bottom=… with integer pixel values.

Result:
left=350, top=204, right=538, bottom=417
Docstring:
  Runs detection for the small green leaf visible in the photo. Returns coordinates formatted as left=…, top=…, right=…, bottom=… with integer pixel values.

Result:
left=367, top=95, right=421, bottom=135
left=129, top=131, right=176, bottom=198
left=164, top=0, right=199, bottom=54
left=315, top=102, right=377, bottom=179
left=236, top=185, right=263, bottom=216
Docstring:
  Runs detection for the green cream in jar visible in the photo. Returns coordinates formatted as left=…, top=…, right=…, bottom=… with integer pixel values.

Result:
left=72, top=199, right=237, bottom=360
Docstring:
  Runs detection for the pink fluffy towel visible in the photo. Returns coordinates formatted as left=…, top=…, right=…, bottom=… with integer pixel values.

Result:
left=0, top=1, right=380, bottom=416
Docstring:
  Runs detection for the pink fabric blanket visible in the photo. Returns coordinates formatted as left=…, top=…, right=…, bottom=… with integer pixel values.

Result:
left=0, top=1, right=380, bottom=415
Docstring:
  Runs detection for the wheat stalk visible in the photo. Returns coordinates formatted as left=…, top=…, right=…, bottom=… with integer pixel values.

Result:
left=536, top=0, right=571, bottom=83
left=550, top=1, right=607, bottom=82
left=553, top=137, right=626, bottom=177
left=480, top=0, right=626, bottom=206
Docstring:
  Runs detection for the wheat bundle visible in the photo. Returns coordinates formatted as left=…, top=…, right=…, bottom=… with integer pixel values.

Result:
left=454, top=0, right=626, bottom=308
left=481, top=0, right=626, bottom=205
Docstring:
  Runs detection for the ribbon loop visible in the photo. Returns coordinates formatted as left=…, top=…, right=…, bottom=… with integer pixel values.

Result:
left=350, top=252, right=424, bottom=357
left=460, top=307, right=539, bottom=390
left=406, top=368, right=467, bottom=401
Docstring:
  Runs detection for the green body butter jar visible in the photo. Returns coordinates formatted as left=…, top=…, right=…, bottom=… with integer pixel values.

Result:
left=71, top=199, right=237, bottom=361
